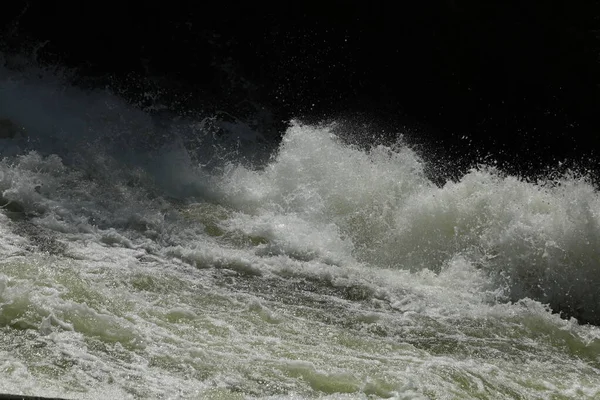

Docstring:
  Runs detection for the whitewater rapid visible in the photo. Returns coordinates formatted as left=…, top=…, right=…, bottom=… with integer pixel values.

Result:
left=0, top=60, right=598, bottom=399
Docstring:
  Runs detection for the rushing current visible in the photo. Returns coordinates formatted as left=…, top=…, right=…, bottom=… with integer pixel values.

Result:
left=0, top=60, right=599, bottom=400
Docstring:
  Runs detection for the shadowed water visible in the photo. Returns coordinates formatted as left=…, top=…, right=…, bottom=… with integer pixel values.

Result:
left=0, top=60, right=598, bottom=399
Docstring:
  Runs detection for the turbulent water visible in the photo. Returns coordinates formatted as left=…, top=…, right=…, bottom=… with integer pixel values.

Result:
left=0, top=61, right=599, bottom=400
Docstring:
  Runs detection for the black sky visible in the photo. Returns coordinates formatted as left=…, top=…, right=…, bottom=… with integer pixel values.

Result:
left=1, top=1, right=599, bottom=179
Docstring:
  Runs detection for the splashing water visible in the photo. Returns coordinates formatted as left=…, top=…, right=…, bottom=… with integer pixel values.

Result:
left=0, top=60, right=598, bottom=399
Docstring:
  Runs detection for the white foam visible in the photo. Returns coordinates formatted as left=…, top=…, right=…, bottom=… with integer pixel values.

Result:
left=0, top=58, right=599, bottom=399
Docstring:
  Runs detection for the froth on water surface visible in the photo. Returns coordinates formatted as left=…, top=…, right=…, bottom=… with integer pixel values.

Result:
left=0, top=59, right=598, bottom=399
left=217, top=121, right=600, bottom=324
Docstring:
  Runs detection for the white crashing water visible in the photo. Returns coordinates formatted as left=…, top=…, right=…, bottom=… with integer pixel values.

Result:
left=0, top=61, right=599, bottom=400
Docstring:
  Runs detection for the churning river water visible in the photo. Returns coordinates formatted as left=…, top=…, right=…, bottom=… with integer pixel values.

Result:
left=0, top=61, right=599, bottom=399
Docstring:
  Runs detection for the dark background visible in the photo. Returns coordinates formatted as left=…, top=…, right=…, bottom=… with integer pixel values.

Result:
left=1, top=1, right=599, bottom=181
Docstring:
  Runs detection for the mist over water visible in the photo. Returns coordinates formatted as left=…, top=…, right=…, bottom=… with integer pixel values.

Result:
left=0, top=58, right=599, bottom=399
